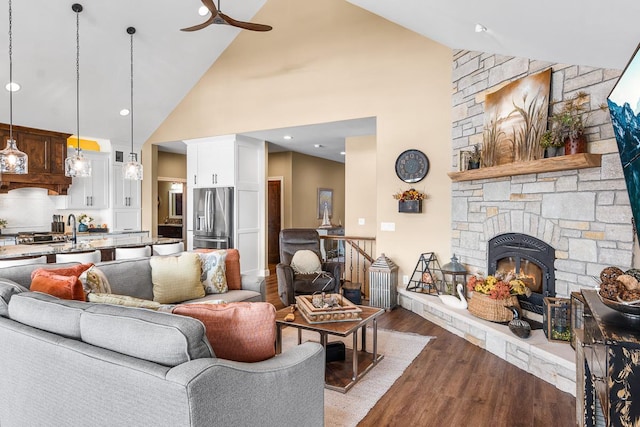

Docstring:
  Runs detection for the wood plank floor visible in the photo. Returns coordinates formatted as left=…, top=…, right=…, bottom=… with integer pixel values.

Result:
left=266, top=266, right=576, bottom=426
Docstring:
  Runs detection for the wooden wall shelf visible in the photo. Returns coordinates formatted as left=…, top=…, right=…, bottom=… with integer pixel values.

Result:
left=447, top=153, right=602, bottom=182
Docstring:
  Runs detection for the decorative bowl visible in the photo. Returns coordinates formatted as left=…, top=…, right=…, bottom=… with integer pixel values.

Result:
left=597, top=289, right=640, bottom=317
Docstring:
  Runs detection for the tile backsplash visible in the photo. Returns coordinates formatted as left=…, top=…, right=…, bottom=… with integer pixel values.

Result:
left=0, top=188, right=107, bottom=233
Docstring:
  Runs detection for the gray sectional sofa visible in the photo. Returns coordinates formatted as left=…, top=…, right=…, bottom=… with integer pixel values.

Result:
left=0, top=258, right=325, bottom=426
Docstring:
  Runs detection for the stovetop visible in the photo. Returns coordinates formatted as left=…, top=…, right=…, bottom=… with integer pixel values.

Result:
left=16, top=232, right=68, bottom=245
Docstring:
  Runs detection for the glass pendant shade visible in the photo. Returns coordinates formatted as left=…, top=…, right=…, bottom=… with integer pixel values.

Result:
left=64, top=147, right=91, bottom=177
left=0, top=139, right=28, bottom=174
left=123, top=153, right=143, bottom=180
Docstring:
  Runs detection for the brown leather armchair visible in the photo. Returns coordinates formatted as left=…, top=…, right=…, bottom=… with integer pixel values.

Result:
left=276, top=229, right=342, bottom=306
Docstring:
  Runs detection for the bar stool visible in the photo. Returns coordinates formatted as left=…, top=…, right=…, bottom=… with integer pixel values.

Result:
left=115, top=246, right=151, bottom=260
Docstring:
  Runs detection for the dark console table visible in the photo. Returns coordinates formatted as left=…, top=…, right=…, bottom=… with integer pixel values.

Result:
left=578, top=290, right=640, bottom=426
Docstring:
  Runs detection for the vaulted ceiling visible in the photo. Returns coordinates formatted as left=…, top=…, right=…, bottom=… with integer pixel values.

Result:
left=1, top=0, right=639, bottom=153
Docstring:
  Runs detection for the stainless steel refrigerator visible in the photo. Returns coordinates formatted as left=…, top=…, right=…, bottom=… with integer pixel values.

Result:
left=192, top=187, right=234, bottom=249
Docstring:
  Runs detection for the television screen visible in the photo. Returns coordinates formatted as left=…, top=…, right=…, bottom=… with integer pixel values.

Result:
left=608, top=42, right=640, bottom=243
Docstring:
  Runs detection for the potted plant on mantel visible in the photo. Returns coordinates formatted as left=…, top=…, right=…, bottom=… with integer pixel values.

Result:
left=539, top=129, right=564, bottom=158
left=544, top=91, right=607, bottom=155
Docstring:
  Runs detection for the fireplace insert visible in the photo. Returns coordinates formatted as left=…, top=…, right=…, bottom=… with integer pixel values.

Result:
left=487, top=233, right=555, bottom=314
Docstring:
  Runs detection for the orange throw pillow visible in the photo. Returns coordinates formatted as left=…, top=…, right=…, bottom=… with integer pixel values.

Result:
left=194, top=249, right=241, bottom=290
left=31, top=263, right=94, bottom=280
left=31, top=274, right=86, bottom=301
left=172, top=302, right=276, bottom=363
left=31, top=263, right=93, bottom=302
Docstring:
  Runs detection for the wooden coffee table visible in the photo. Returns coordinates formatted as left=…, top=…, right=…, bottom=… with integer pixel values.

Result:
left=275, top=305, right=385, bottom=393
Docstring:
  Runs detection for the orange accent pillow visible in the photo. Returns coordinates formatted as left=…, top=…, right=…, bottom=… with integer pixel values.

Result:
left=31, top=263, right=93, bottom=301
left=172, top=302, right=275, bottom=363
left=31, top=263, right=94, bottom=281
left=195, top=249, right=242, bottom=290
left=31, top=274, right=86, bottom=301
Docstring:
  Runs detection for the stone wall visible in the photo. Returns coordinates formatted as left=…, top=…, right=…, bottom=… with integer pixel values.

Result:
left=450, top=50, right=633, bottom=297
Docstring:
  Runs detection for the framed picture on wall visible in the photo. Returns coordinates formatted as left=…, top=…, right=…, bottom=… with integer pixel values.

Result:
left=317, top=188, right=333, bottom=219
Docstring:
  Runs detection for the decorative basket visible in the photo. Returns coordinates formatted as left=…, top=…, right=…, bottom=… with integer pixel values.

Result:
left=467, top=291, right=520, bottom=323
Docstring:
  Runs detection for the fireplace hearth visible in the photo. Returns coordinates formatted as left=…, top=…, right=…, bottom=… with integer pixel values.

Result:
left=487, top=233, right=555, bottom=315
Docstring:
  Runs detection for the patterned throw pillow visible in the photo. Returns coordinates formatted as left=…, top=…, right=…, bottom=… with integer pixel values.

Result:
left=198, top=250, right=228, bottom=294
left=172, top=302, right=276, bottom=363
left=79, top=266, right=112, bottom=295
left=290, top=250, right=322, bottom=274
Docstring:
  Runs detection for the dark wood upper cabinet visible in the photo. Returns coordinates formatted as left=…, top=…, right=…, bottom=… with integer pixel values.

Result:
left=0, top=123, right=72, bottom=194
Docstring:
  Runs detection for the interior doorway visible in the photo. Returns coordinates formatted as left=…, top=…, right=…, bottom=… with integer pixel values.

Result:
left=268, top=178, right=283, bottom=264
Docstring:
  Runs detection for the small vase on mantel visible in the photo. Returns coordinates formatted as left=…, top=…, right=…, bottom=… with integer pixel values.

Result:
left=564, top=134, right=587, bottom=155
left=78, top=223, right=88, bottom=232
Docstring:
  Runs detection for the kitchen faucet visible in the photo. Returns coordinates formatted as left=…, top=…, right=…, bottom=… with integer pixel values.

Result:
left=67, top=214, right=77, bottom=245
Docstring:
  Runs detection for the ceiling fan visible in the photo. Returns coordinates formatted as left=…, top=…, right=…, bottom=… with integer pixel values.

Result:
left=181, top=0, right=272, bottom=32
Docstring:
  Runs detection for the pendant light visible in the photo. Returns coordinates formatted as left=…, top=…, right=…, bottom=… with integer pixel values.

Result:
left=0, top=0, right=28, bottom=174
left=64, top=3, right=91, bottom=178
left=122, top=27, right=143, bottom=180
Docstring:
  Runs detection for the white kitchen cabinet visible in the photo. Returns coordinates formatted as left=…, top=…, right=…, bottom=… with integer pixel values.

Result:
left=65, top=150, right=110, bottom=209
left=112, top=210, right=141, bottom=232
left=186, top=135, right=235, bottom=188
left=113, top=165, right=141, bottom=209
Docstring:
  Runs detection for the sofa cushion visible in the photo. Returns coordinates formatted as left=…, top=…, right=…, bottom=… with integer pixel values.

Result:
left=79, top=266, right=112, bottom=294
left=0, top=278, right=28, bottom=317
left=30, top=273, right=86, bottom=301
left=96, top=258, right=153, bottom=300
left=150, top=252, right=205, bottom=304
left=198, top=250, right=228, bottom=294
left=80, top=303, right=213, bottom=366
left=172, top=302, right=276, bottom=363
left=291, top=250, right=322, bottom=274
left=87, top=293, right=163, bottom=310
left=8, top=292, right=92, bottom=339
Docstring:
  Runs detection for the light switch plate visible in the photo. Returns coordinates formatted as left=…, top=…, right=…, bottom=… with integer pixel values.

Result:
left=380, top=222, right=395, bottom=231
left=358, top=218, right=365, bottom=225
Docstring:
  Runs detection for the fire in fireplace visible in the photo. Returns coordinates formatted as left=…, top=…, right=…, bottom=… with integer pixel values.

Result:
left=487, top=233, right=556, bottom=314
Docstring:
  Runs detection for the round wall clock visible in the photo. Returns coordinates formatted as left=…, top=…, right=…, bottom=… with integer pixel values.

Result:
left=395, top=149, right=429, bottom=183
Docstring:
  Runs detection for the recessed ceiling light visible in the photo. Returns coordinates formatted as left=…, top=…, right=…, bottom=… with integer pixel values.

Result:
left=198, top=6, right=209, bottom=16
left=475, top=23, right=487, bottom=33
left=283, top=135, right=293, bottom=140
left=119, top=109, right=130, bottom=116
left=5, top=81, right=20, bottom=92
left=314, top=144, right=322, bottom=148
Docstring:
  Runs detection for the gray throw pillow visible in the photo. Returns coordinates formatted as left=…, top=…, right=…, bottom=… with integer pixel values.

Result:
left=0, top=278, right=29, bottom=318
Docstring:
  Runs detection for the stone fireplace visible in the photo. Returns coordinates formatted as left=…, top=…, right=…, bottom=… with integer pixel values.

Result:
left=396, top=50, right=637, bottom=395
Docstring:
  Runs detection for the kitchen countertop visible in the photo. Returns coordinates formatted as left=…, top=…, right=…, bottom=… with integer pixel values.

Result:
left=0, top=236, right=183, bottom=259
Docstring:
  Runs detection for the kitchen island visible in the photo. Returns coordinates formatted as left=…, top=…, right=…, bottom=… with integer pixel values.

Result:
left=0, top=236, right=183, bottom=262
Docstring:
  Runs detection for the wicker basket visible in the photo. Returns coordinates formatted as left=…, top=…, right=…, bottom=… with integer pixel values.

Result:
left=467, top=292, right=520, bottom=323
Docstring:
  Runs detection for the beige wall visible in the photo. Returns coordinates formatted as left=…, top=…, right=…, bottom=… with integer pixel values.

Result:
left=291, top=152, right=345, bottom=228
left=157, top=152, right=186, bottom=178
left=145, top=0, right=453, bottom=276
left=345, top=135, right=377, bottom=237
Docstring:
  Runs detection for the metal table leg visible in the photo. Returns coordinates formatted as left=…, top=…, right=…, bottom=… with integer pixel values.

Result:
left=276, top=324, right=282, bottom=354
left=352, top=329, right=358, bottom=381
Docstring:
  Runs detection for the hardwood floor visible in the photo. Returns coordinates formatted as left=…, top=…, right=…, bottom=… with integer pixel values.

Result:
left=265, top=266, right=576, bottom=427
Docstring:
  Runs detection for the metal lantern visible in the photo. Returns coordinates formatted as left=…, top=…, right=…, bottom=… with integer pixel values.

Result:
left=440, top=254, right=467, bottom=296
left=368, top=253, right=398, bottom=310
left=543, top=297, right=572, bottom=342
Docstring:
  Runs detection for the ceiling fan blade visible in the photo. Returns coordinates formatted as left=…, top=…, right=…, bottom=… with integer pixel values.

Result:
left=219, top=13, right=272, bottom=32
left=180, top=16, right=216, bottom=32
left=200, top=0, right=219, bottom=16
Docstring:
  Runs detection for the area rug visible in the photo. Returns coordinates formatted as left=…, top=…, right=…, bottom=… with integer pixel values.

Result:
left=281, top=327, right=432, bottom=427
